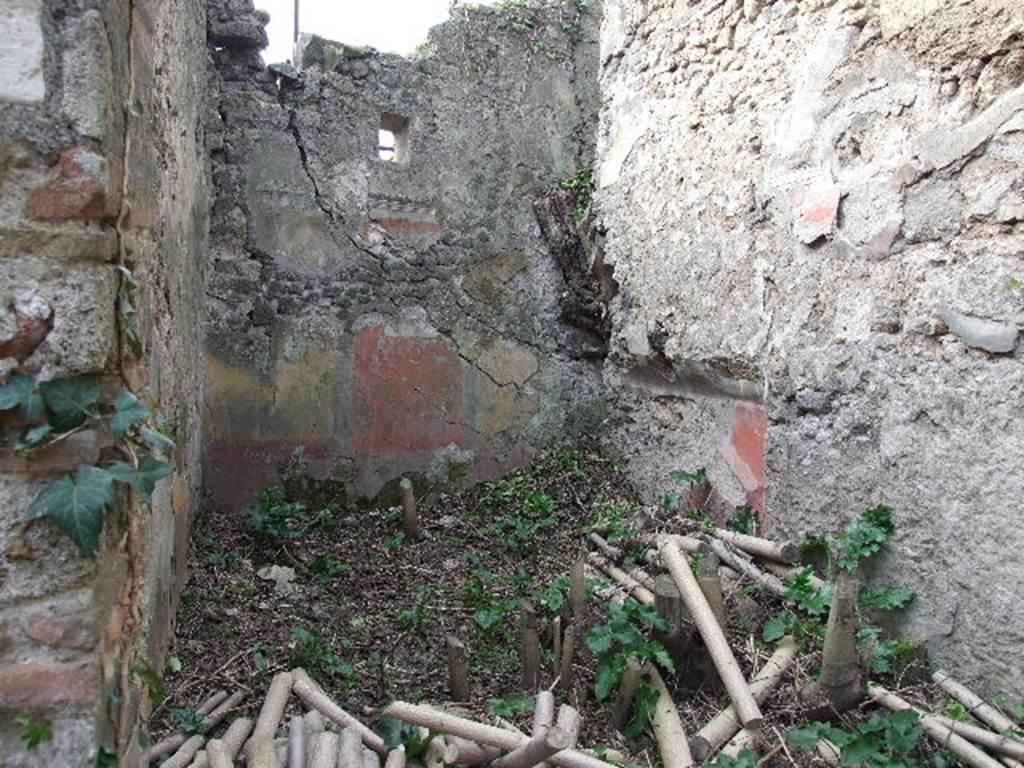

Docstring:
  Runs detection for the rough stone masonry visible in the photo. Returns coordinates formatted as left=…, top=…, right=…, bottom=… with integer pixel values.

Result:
left=596, top=0, right=1024, bottom=696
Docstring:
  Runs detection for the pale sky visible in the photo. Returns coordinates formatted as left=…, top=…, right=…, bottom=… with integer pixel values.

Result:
left=257, top=1, right=502, bottom=64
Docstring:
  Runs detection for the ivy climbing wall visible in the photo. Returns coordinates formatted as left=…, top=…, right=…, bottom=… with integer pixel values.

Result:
left=0, top=0, right=210, bottom=765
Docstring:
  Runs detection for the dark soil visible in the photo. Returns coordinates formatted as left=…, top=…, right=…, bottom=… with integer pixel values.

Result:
left=150, top=443, right=1000, bottom=767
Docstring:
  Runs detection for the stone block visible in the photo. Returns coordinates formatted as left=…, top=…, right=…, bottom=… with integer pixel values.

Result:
left=0, top=0, right=44, bottom=104
left=0, top=291, right=52, bottom=363
left=62, top=11, right=114, bottom=141
left=476, top=339, right=539, bottom=387
left=22, top=596, right=97, bottom=652
left=789, top=178, right=840, bottom=244
left=939, top=306, right=1019, bottom=354
left=0, top=227, right=117, bottom=263
left=0, top=660, right=97, bottom=711
left=0, top=429, right=111, bottom=474
left=24, top=148, right=114, bottom=222
left=719, top=403, right=767, bottom=513
left=0, top=716, right=96, bottom=768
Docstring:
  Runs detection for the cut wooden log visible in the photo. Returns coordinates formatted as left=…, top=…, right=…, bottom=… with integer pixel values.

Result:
left=587, top=552, right=654, bottom=605
left=705, top=539, right=786, bottom=597
left=246, top=671, right=293, bottom=766
left=719, top=728, right=756, bottom=760
left=447, top=636, right=470, bottom=701
left=929, top=715, right=1024, bottom=760
left=310, top=732, right=340, bottom=768
left=399, top=478, right=420, bottom=539
left=711, top=528, right=797, bottom=564
left=365, top=747, right=383, bottom=768
left=800, top=570, right=864, bottom=715
left=658, top=537, right=763, bottom=728
left=759, top=561, right=828, bottom=592
left=187, top=749, right=207, bottom=768
left=161, top=735, right=205, bottom=768
left=206, top=742, right=232, bottom=768
left=384, top=746, right=407, bottom=768
left=492, top=726, right=573, bottom=768
left=293, top=668, right=387, bottom=753
left=148, top=690, right=245, bottom=762
left=870, top=685, right=1005, bottom=768
left=382, top=701, right=618, bottom=768
left=533, top=691, right=555, bottom=737
left=206, top=717, right=254, bottom=768
left=569, top=559, right=586, bottom=623
left=556, top=706, right=580, bottom=748
left=449, top=736, right=502, bottom=765
left=690, top=636, right=798, bottom=761
left=696, top=552, right=725, bottom=627
left=558, top=624, right=576, bottom=693
left=816, top=739, right=841, bottom=766
left=646, top=665, right=695, bottom=768
left=287, top=716, right=304, bottom=768
left=519, top=600, right=542, bottom=691
left=934, top=670, right=1024, bottom=768
left=553, top=617, right=562, bottom=680
left=587, top=534, right=657, bottom=590
left=611, top=658, right=644, bottom=732
left=341, top=727, right=366, bottom=768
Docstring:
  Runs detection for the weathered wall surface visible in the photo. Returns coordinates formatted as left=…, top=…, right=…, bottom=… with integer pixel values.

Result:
left=204, top=0, right=606, bottom=507
left=596, top=0, right=1024, bottom=693
left=0, top=0, right=209, bottom=764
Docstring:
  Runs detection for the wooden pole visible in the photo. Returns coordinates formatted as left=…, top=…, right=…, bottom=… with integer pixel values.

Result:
left=309, top=732, right=340, bottom=768
left=382, top=702, right=618, bottom=768
left=207, top=717, right=253, bottom=768
left=532, top=691, right=555, bottom=736
left=611, top=658, right=644, bottom=732
left=160, top=736, right=205, bottom=768
left=366, top=748, right=383, bottom=768
left=559, top=623, right=576, bottom=693
left=148, top=691, right=244, bottom=762
left=340, top=728, right=365, bottom=768
left=492, top=727, right=572, bottom=768
left=711, top=528, right=797, bottom=564
left=399, top=478, right=419, bottom=539
left=719, top=729, right=757, bottom=760
left=569, top=558, right=586, bottom=622
left=691, top=636, right=798, bottom=760
left=929, top=716, right=1024, bottom=760
left=587, top=552, right=654, bottom=605
left=556, top=706, right=580, bottom=748
left=245, top=671, right=293, bottom=767
left=705, top=538, right=786, bottom=597
left=287, top=716, right=304, bottom=768
left=934, top=670, right=1024, bottom=768
left=447, top=636, right=470, bottom=701
left=870, top=685, right=1005, bottom=768
left=384, top=747, right=408, bottom=768
left=292, top=668, right=386, bottom=753
left=519, top=600, right=541, bottom=691
left=658, top=537, right=763, bottom=727
left=696, top=552, right=725, bottom=627
left=647, top=665, right=695, bottom=768
left=449, top=737, right=501, bottom=765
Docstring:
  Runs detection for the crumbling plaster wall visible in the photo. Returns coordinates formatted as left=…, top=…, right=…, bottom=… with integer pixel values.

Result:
left=596, top=0, right=1024, bottom=693
left=0, top=0, right=209, bottom=764
left=204, top=0, right=606, bottom=507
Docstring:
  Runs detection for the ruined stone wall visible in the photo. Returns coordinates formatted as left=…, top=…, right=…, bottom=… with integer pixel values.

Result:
left=0, top=0, right=209, bottom=764
left=205, top=0, right=606, bottom=507
left=596, top=0, right=1024, bottom=694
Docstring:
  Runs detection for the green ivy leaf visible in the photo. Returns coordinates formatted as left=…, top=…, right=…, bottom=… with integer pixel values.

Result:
left=0, top=371, right=44, bottom=419
left=840, top=735, right=882, bottom=766
left=595, top=656, right=626, bottom=700
left=624, top=681, right=659, bottom=740
left=26, top=464, right=114, bottom=557
left=110, top=392, right=151, bottom=435
left=787, top=726, right=825, bottom=748
left=140, top=426, right=175, bottom=453
left=763, top=612, right=794, bottom=642
left=40, top=375, right=100, bottom=431
left=859, top=584, right=916, bottom=611
left=108, top=456, right=173, bottom=500
left=15, top=423, right=53, bottom=452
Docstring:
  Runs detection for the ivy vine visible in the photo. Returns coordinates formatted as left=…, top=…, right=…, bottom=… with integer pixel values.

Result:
left=0, top=371, right=173, bottom=557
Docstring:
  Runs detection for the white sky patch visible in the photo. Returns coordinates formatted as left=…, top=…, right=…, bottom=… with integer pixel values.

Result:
left=257, top=0, right=504, bottom=65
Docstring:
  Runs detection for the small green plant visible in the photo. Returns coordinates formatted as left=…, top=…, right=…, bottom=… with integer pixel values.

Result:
left=485, top=490, right=557, bottom=551
left=727, top=505, right=760, bottom=535
left=290, top=626, right=354, bottom=681
left=859, top=584, right=916, bottom=612
left=245, top=486, right=309, bottom=544
left=203, top=537, right=242, bottom=570
left=0, top=371, right=174, bottom=556
left=707, top=748, right=758, bottom=768
left=488, top=692, right=535, bottom=718
left=834, top=505, right=895, bottom=570
left=784, top=568, right=834, bottom=617
left=378, top=718, right=434, bottom=760
left=473, top=599, right=516, bottom=636
left=856, top=627, right=918, bottom=675
left=787, top=710, right=923, bottom=767
left=169, top=705, right=206, bottom=735
left=385, top=531, right=406, bottom=549
left=623, top=680, right=659, bottom=740
left=307, top=554, right=349, bottom=582
left=534, top=574, right=570, bottom=615
left=939, top=698, right=969, bottom=722
left=662, top=467, right=708, bottom=511
left=585, top=599, right=674, bottom=700
left=557, top=168, right=594, bottom=221
left=398, top=584, right=438, bottom=633
left=14, top=713, right=53, bottom=750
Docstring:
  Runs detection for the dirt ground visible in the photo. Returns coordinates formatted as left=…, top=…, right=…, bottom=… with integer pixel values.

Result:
left=151, top=443, right=1001, bottom=767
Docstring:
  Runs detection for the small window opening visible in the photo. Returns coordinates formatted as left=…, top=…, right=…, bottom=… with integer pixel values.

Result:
left=379, top=113, right=410, bottom=163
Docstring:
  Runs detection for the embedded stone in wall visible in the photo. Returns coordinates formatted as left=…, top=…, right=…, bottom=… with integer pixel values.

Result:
left=62, top=11, right=114, bottom=140
left=719, top=403, right=767, bottom=513
left=24, top=148, right=114, bottom=221
left=476, top=339, right=539, bottom=387
left=0, top=0, right=45, bottom=104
